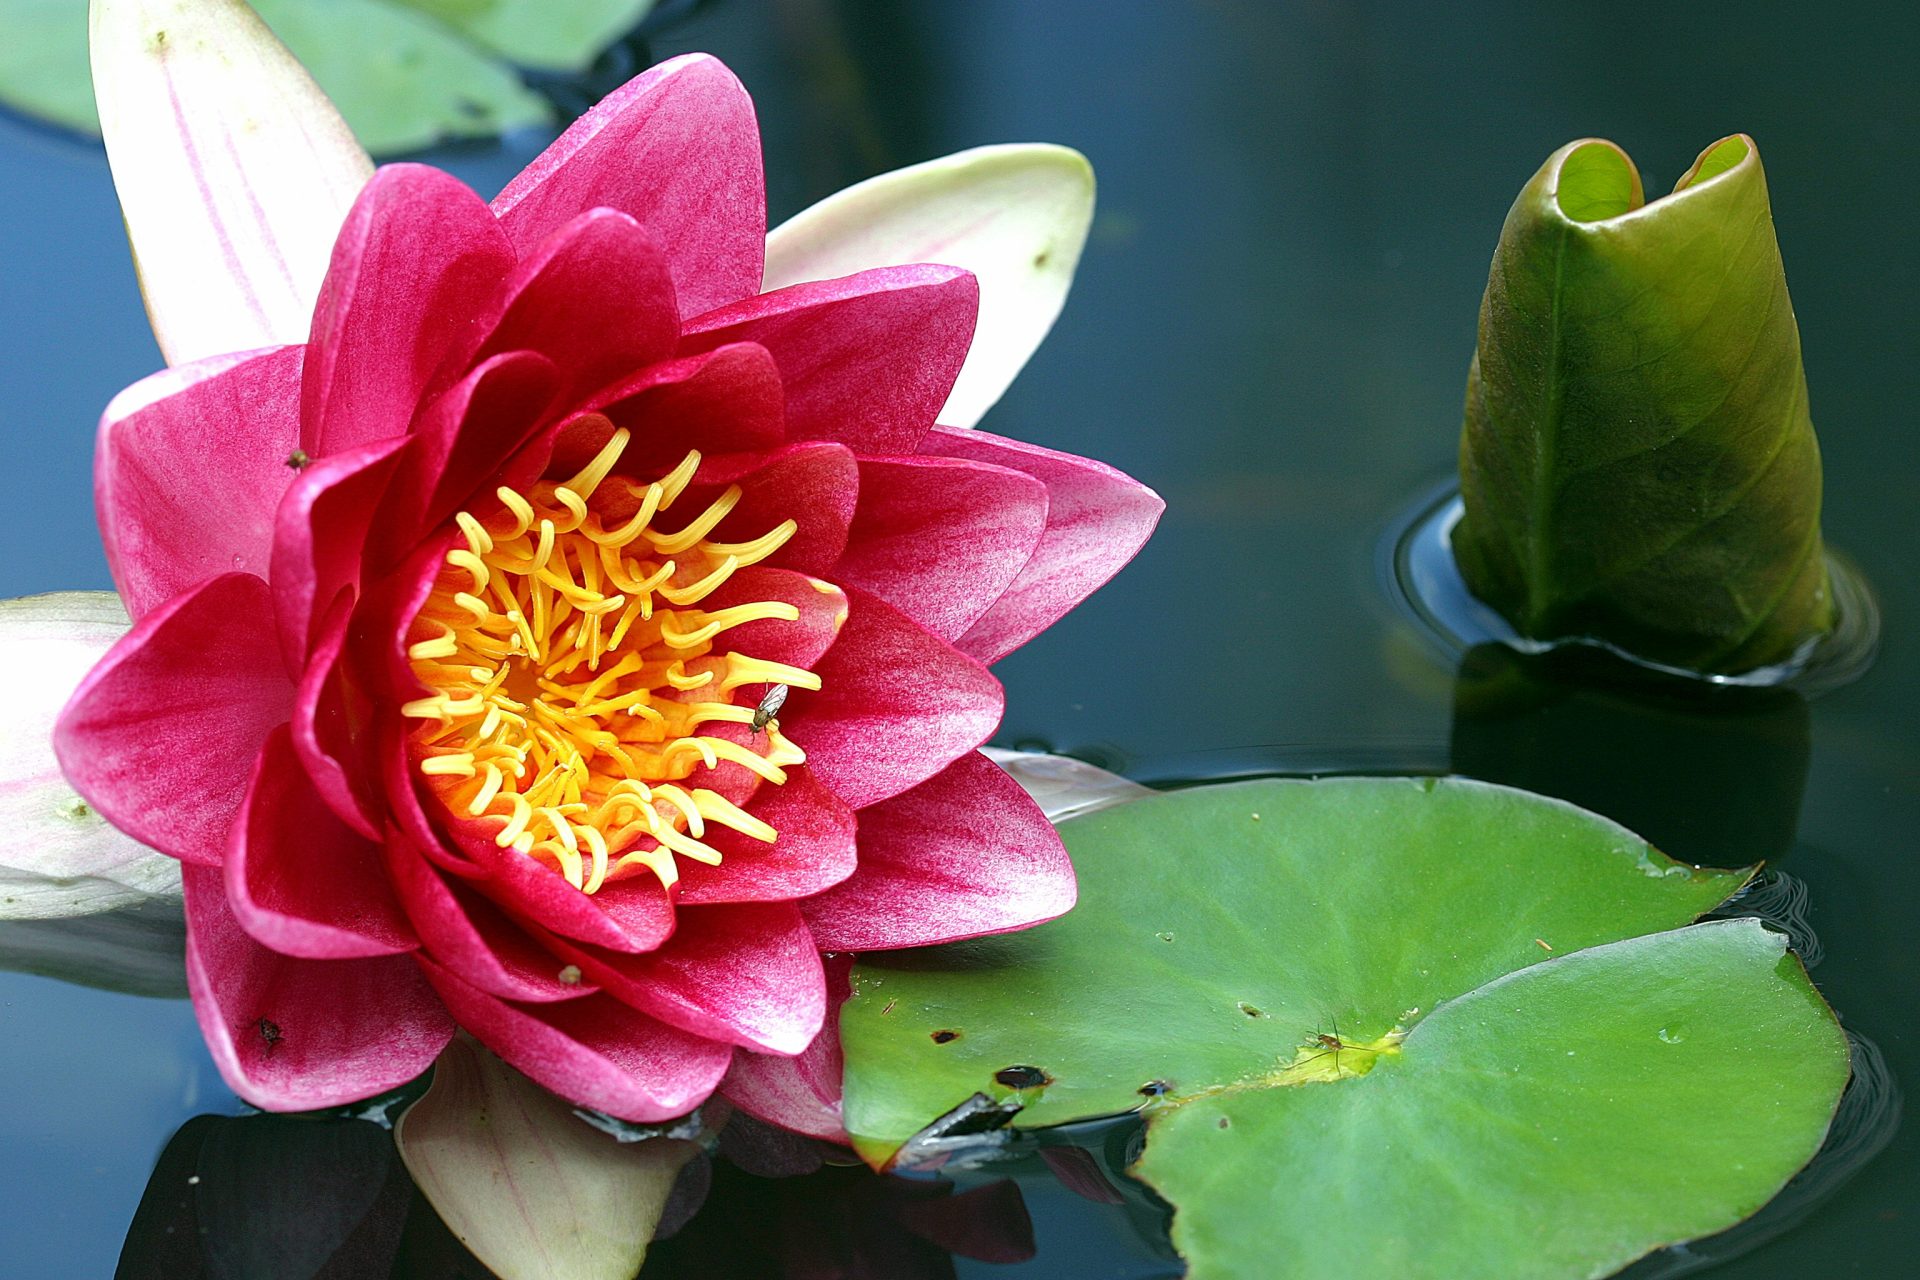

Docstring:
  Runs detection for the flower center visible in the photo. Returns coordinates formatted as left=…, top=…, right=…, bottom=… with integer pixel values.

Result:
left=401, top=427, right=818, bottom=894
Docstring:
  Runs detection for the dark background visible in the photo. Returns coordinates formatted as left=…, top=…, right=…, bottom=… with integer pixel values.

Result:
left=0, top=0, right=1912, bottom=1274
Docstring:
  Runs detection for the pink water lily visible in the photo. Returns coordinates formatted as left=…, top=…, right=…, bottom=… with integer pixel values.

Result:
left=37, top=3, right=1160, bottom=1122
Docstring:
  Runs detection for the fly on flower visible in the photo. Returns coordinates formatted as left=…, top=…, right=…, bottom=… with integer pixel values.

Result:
left=46, top=6, right=1161, bottom=1131
left=749, top=684, right=789, bottom=739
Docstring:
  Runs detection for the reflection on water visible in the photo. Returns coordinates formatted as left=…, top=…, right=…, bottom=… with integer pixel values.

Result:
left=1450, top=641, right=1812, bottom=868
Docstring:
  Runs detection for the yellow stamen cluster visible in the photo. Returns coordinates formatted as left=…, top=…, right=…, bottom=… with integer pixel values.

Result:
left=402, top=427, right=820, bottom=894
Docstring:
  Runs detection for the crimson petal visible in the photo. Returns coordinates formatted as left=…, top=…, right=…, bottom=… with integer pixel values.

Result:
left=538, top=902, right=825, bottom=1055
left=681, top=266, right=978, bottom=455
left=184, top=866, right=453, bottom=1111
left=794, top=588, right=1002, bottom=810
left=675, top=767, right=858, bottom=905
left=383, top=833, right=599, bottom=1004
left=920, top=425, right=1164, bottom=663
left=801, top=751, right=1075, bottom=950
left=719, top=953, right=851, bottom=1142
left=490, top=53, right=765, bottom=317
left=594, top=342, right=787, bottom=473
left=677, top=441, right=857, bottom=576
left=302, top=164, right=515, bottom=457
left=225, top=724, right=416, bottom=958
left=96, top=345, right=303, bottom=620
left=472, top=208, right=679, bottom=405
left=54, top=574, right=293, bottom=867
left=290, top=600, right=382, bottom=839
left=419, top=958, right=733, bottom=1122
left=835, top=454, right=1049, bottom=643
left=269, top=434, right=408, bottom=665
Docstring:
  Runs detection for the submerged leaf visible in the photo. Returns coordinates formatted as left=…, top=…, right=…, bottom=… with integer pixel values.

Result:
left=396, top=1036, right=695, bottom=1280
left=1453, top=135, right=1833, bottom=673
left=839, top=778, right=1847, bottom=1279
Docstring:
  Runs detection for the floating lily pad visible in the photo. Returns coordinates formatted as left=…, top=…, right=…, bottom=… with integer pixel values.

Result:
left=840, top=778, right=1849, bottom=1280
left=0, top=0, right=655, bottom=154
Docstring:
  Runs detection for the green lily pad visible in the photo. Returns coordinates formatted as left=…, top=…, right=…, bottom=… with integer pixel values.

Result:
left=840, top=778, right=1849, bottom=1280
left=1453, top=136, right=1833, bottom=674
left=0, top=0, right=654, bottom=155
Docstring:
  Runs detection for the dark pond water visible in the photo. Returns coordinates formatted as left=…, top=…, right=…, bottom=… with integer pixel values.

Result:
left=2, top=0, right=1914, bottom=1275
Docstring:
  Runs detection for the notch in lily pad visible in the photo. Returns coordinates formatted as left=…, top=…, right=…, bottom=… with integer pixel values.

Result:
left=839, top=778, right=1849, bottom=1280
left=1447, top=133, right=1874, bottom=681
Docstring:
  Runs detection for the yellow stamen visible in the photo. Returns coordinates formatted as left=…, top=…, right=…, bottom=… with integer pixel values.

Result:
left=402, top=443, right=822, bottom=894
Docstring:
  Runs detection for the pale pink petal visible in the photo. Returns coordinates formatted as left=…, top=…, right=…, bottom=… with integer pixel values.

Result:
left=419, top=958, right=733, bottom=1122
left=91, top=0, right=371, bottom=363
left=675, top=768, right=858, bottom=905
left=302, top=164, right=515, bottom=456
left=681, top=266, right=978, bottom=455
left=473, top=208, right=679, bottom=405
left=54, top=574, right=294, bottom=867
left=0, top=593, right=180, bottom=919
left=801, top=751, right=1074, bottom=950
left=96, top=345, right=304, bottom=621
left=383, top=835, right=600, bottom=1004
left=765, top=144, right=1094, bottom=429
left=834, top=455, right=1048, bottom=642
left=793, top=588, right=1002, bottom=810
left=184, top=866, right=453, bottom=1111
left=490, top=53, right=764, bottom=317
left=921, top=425, right=1163, bottom=663
left=225, top=724, right=416, bottom=959
left=537, top=903, right=826, bottom=1055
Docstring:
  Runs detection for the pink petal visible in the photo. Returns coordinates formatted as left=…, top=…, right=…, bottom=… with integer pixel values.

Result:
left=374, top=350, right=564, bottom=564
left=302, top=164, right=515, bottom=457
left=594, top=342, right=786, bottom=473
left=383, top=834, right=600, bottom=1004
left=490, top=53, right=765, bottom=318
left=696, top=567, right=850, bottom=674
left=269, top=434, right=408, bottom=665
left=793, top=588, right=1002, bottom=810
left=681, top=266, right=978, bottom=455
left=801, top=751, right=1074, bottom=949
left=676, top=767, right=858, bottom=905
left=472, top=208, right=679, bottom=405
left=460, top=831, right=677, bottom=955
left=537, top=902, right=825, bottom=1054
left=289, top=600, right=382, bottom=839
left=418, top=958, right=733, bottom=1121
left=225, top=724, right=416, bottom=959
left=95, top=345, right=304, bottom=620
left=920, top=426, right=1163, bottom=663
left=719, top=953, right=851, bottom=1143
left=54, top=574, right=294, bottom=867
left=835, top=455, right=1049, bottom=643
left=680, top=442, right=857, bottom=576
left=184, top=865, right=453, bottom=1111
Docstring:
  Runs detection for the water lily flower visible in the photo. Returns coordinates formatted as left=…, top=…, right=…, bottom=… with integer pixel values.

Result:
left=39, top=1, right=1161, bottom=1121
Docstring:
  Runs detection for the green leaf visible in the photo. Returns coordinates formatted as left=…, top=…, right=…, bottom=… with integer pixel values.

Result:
left=1139, top=920, right=1846, bottom=1279
left=1453, top=135, right=1834, bottom=674
left=396, top=0, right=657, bottom=72
left=0, top=0, right=555, bottom=155
left=840, top=779, right=1847, bottom=1279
